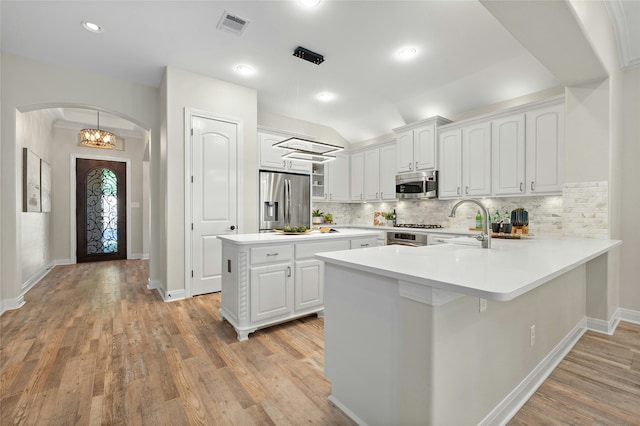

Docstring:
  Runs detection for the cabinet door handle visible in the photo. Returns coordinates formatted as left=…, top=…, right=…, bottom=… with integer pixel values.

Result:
left=415, top=161, right=418, bottom=170
left=465, top=186, right=469, bottom=194
left=266, top=252, right=279, bottom=257
left=531, top=181, right=535, bottom=191
left=380, top=192, right=383, bottom=199
left=361, top=193, right=363, bottom=200
left=361, top=243, right=369, bottom=247
left=287, top=266, right=291, bottom=277
left=324, top=193, right=328, bottom=199
left=227, top=259, right=231, bottom=273
left=520, top=182, right=524, bottom=192
left=457, top=186, right=461, bottom=195
left=282, top=160, right=286, bottom=167
left=409, top=162, right=413, bottom=170
left=330, top=193, right=333, bottom=200
left=376, top=192, right=379, bottom=199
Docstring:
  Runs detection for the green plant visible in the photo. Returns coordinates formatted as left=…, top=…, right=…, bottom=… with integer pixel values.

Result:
left=384, top=211, right=395, bottom=220
left=324, top=213, right=333, bottom=223
left=312, top=209, right=324, bottom=217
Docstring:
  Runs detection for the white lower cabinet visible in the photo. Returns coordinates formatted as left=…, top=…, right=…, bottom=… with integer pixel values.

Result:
left=250, top=262, right=293, bottom=323
left=294, top=259, right=324, bottom=311
left=221, top=236, right=361, bottom=340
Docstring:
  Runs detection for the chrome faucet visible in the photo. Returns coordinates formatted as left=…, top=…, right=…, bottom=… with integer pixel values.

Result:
left=448, top=199, right=491, bottom=248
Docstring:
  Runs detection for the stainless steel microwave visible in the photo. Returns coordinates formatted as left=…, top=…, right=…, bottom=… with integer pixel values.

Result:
left=395, top=170, right=438, bottom=199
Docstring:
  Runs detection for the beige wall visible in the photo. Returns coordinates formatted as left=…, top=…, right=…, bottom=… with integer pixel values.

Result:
left=1, top=53, right=159, bottom=308
left=18, top=110, right=53, bottom=284
left=620, top=67, right=640, bottom=311
left=162, top=67, right=257, bottom=294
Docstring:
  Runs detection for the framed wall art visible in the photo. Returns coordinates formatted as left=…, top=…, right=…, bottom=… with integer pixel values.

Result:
left=23, top=148, right=41, bottom=212
left=40, top=159, right=52, bottom=213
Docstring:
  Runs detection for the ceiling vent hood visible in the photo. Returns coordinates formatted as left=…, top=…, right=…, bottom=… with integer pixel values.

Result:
left=216, top=11, right=250, bottom=36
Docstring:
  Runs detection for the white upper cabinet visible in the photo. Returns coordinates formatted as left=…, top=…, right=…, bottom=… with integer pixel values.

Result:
left=350, top=152, right=365, bottom=202
left=438, top=129, right=463, bottom=199
left=379, top=144, right=397, bottom=200
left=395, top=117, right=451, bottom=174
left=462, top=122, right=492, bottom=197
left=258, top=132, right=312, bottom=173
left=490, top=100, right=564, bottom=196
left=439, top=123, right=491, bottom=199
left=526, top=104, right=565, bottom=194
left=492, top=114, right=526, bottom=196
left=324, top=152, right=350, bottom=202
left=364, top=148, right=381, bottom=201
left=350, top=143, right=396, bottom=202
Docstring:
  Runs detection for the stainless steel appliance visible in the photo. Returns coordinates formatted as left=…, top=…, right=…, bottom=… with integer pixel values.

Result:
left=386, top=224, right=456, bottom=247
left=395, top=170, right=438, bottom=199
left=259, top=170, right=310, bottom=232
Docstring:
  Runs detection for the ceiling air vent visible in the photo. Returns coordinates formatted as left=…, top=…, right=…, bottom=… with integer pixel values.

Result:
left=216, top=11, right=250, bottom=36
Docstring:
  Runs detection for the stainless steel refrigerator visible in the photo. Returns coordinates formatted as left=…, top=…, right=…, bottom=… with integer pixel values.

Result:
left=259, top=170, right=311, bottom=232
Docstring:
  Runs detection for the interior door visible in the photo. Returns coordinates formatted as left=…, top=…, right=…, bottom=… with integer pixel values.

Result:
left=76, top=159, right=127, bottom=263
left=191, top=115, right=238, bottom=296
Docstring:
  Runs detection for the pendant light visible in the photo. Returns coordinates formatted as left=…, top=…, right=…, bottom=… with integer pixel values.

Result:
left=273, top=46, right=343, bottom=163
left=80, top=111, right=117, bottom=149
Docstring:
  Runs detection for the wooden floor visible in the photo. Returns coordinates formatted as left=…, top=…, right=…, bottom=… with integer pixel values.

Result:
left=1, top=260, right=638, bottom=425
left=509, top=321, right=640, bottom=425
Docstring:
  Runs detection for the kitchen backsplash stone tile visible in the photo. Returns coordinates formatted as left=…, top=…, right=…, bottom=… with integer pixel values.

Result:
left=562, top=181, right=608, bottom=239
left=315, top=195, right=564, bottom=236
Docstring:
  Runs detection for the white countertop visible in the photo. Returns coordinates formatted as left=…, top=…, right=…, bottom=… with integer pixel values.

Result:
left=217, top=228, right=382, bottom=245
left=316, top=237, right=621, bottom=301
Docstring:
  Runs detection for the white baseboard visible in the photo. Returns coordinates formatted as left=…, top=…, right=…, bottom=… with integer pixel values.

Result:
left=480, top=317, right=587, bottom=426
left=0, top=295, right=26, bottom=316
left=619, top=308, right=640, bottom=325
left=328, top=395, right=368, bottom=426
left=141, top=253, right=149, bottom=260
left=130, top=253, right=148, bottom=260
left=21, top=262, right=55, bottom=293
left=587, top=310, right=621, bottom=335
left=148, top=278, right=185, bottom=302
left=54, top=259, right=72, bottom=265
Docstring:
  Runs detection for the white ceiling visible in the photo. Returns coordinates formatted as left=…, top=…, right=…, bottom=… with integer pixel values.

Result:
left=1, top=1, right=635, bottom=143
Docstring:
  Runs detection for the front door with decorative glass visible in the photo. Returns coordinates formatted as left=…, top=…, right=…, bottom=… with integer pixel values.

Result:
left=76, top=159, right=127, bottom=263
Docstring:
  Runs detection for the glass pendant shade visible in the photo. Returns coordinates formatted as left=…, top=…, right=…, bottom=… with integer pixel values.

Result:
left=80, top=112, right=117, bottom=149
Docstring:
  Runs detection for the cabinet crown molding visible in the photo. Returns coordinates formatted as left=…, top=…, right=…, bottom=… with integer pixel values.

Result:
left=393, top=115, right=452, bottom=133
left=439, top=95, right=565, bottom=132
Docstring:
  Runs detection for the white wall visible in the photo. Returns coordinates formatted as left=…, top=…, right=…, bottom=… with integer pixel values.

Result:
left=162, top=67, right=257, bottom=294
left=18, top=110, right=53, bottom=285
left=49, top=125, right=147, bottom=262
left=620, top=67, right=640, bottom=311
left=1, top=53, right=159, bottom=309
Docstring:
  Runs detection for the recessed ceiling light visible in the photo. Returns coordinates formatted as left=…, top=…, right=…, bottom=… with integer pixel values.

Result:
left=396, top=47, right=417, bottom=61
left=299, top=0, right=321, bottom=8
left=81, top=21, right=104, bottom=33
left=317, top=92, right=334, bottom=102
left=235, top=64, right=255, bottom=76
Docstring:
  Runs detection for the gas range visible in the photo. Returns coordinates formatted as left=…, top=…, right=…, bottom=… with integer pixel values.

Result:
left=394, top=224, right=443, bottom=229
left=387, top=224, right=446, bottom=246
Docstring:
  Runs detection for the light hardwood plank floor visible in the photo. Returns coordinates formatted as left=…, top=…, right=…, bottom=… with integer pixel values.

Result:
left=1, top=260, right=639, bottom=425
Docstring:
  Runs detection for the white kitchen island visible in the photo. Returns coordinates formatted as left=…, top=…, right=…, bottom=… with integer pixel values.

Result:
left=218, top=228, right=382, bottom=341
left=316, top=237, right=621, bottom=426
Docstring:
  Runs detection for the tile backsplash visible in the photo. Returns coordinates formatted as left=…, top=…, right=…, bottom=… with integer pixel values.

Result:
left=315, top=196, right=563, bottom=236
left=314, top=181, right=609, bottom=239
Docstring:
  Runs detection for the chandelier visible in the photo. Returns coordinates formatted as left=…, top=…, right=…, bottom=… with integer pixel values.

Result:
left=80, top=111, right=117, bottom=149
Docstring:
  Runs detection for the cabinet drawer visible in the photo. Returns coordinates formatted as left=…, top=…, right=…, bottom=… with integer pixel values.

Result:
left=296, top=240, right=350, bottom=260
left=251, top=245, right=294, bottom=265
left=350, top=236, right=379, bottom=249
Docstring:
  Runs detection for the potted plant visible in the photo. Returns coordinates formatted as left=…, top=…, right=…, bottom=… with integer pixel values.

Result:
left=384, top=211, right=395, bottom=226
left=324, top=213, right=334, bottom=224
left=312, top=209, right=324, bottom=225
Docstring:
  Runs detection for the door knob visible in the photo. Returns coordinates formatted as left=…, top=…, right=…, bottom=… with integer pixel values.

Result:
left=229, top=225, right=236, bottom=231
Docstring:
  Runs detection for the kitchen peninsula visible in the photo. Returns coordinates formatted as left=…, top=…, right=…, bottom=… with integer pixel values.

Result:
left=316, top=237, right=621, bottom=425
left=218, top=228, right=382, bottom=340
